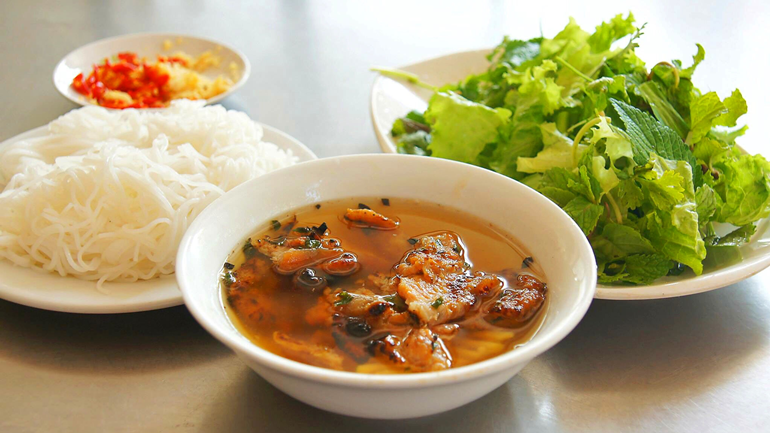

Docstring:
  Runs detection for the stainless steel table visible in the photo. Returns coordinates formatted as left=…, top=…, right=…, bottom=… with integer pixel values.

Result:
left=1, top=1, right=769, bottom=431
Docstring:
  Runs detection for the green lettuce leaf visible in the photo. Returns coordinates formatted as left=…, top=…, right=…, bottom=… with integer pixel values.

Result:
left=590, top=117, right=635, bottom=168
left=686, top=92, right=726, bottom=145
left=677, top=43, right=705, bottom=79
left=693, top=137, right=729, bottom=165
left=644, top=210, right=706, bottom=274
left=425, top=92, right=511, bottom=162
left=587, top=13, right=637, bottom=53
left=396, top=131, right=431, bottom=156
left=713, top=154, right=770, bottom=226
left=694, top=184, right=718, bottom=224
left=705, top=224, right=757, bottom=247
left=709, top=125, right=748, bottom=145
left=713, top=89, right=747, bottom=127
left=516, top=123, right=584, bottom=173
left=641, top=155, right=706, bottom=274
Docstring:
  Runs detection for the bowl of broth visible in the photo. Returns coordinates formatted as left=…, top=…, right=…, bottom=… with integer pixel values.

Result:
left=176, top=154, right=596, bottom=419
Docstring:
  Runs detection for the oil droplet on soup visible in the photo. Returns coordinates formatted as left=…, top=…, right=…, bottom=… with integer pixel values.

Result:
left=221, top=198, right=548, bottom=374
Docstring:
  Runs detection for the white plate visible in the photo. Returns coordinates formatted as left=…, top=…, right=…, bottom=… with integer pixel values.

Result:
left=369, top=49, right=770, bottom=300
left=0, top=123, right=316, bottom=314
left=53, top=33, right=251, bottom=108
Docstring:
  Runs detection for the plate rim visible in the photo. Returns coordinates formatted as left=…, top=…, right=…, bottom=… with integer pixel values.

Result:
left=0, top=118, right=316, bottom=313
left=52, top=32, right=252, bottom=108
left=369, top=49, right=770, bottom=300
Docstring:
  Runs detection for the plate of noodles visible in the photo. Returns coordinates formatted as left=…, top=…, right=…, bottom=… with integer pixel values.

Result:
left=0, top=101, right=315, bottom=313
left=53, top=33, right=250, bottom=109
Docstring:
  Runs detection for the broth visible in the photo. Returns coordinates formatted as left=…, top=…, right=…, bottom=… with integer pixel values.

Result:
left=222, top=198, right=548, bottom=374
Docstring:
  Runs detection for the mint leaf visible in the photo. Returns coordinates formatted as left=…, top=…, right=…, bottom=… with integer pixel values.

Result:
left=563, top=196, right=604, bottom=235
left=598, top=254, right=672, bottom=285
left=490, top=121, right=544, bottom=177
left=592, top=223, right=655, bottom=261
left=610, top=98, right=700, bottom=186
left=538, top=167, right=579, bottom=206
left=637, top=81, right=689, bottom=139
left=616, top=179, right=644, bottom=210
left=574, top=165, right=603, bottom=203
left=425, top=92, right=511, bottom=162
left=488, top=37, right=542, bottom=69
left=623, top=254, right=673, bottom=284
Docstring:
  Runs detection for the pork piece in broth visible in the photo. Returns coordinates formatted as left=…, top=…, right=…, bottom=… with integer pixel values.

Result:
left=392, top=233, right=503, bottom=326
left=222, top=199, right=549, bottom=374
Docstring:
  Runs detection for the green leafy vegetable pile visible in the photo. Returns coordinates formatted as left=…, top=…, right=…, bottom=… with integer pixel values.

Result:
left=382, top=13, right=770, bottom=285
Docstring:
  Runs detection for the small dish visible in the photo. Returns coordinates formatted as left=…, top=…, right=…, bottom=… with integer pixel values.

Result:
left=53, top=33, right=250, bottom=108
left=369, top=50, right=770, bottom=300
left=0, top=123, right=316, bottom=314
left=176, top=154, right=596, bottom=418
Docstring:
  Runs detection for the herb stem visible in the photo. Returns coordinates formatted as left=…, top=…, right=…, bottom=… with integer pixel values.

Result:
left=371, top=67, right=438, bottom=91
left=649, top=61, right=680, bottom=89
left=555, top=56, right=593, bottom=82
left=606, top=191, right=623, bottom=224
left=571, top=117, right=603, bottom=165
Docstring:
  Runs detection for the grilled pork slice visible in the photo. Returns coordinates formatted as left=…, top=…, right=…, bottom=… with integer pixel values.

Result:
left=225, top=258, right=276, bottom=325
left=368, top=328, right=452, bottom=372
left=394, top=232, right=503, bottom=326
left=305, top=287, right=414, bottom=329
left=253, top=236, right=344, bottom=274
left=486, top=274, right=547, bottom=327
left=344, top=208, right=399, bottom=229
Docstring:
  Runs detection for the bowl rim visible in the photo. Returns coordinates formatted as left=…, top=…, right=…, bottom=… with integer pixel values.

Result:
left=176, top=154, right=597, bottom=388
left=52, top=32, right=251, bottom=108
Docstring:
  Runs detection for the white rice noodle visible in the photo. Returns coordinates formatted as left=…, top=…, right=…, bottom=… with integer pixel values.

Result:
left=0, top=100, right=297, bottom=286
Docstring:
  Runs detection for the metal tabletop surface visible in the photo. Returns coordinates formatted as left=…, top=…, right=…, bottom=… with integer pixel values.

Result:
left=1, top=1, right=769, bottom=432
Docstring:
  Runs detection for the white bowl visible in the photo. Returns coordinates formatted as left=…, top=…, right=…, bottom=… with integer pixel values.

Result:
left=176, top=154, right=596, bottom=419
left=53, top=33, right=250, bottom=108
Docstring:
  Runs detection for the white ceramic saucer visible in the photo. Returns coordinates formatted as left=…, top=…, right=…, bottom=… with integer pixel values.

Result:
left=53, top=33, right=250, bottom=107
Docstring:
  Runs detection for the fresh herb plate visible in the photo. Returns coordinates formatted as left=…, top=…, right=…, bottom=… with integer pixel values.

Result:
left=370, top=50, right=770, bottom=300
